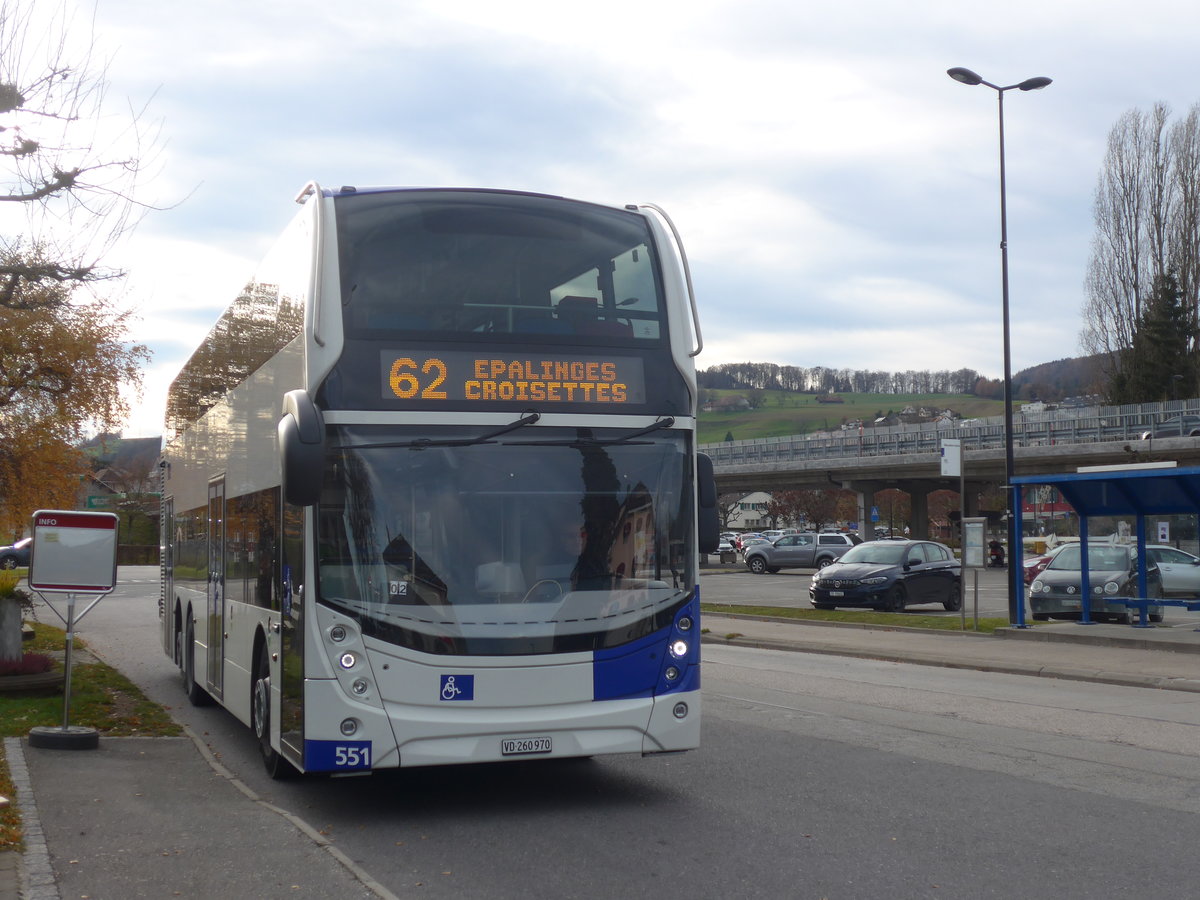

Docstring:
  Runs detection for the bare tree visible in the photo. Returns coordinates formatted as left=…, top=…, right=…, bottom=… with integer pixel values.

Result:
left=0, top=0, right=159, bottom=295
left=716, top=493, right=743, bottom=530
left=1082, top=103, right=1200, bottom=397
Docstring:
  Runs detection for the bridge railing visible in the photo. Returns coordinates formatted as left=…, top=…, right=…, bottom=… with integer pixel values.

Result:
left=700, top=399, right=1200, bottom=466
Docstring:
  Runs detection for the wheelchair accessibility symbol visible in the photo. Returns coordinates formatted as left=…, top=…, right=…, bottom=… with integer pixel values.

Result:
left=440, top=674, right=474, bottom=701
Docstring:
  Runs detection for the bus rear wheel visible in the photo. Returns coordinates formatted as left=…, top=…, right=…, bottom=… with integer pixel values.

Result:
left=183, top=617, right=211, bottom=706
left=253, top=645, right=295, bottom=779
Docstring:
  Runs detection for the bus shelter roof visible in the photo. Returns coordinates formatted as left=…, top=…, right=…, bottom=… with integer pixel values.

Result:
left=1010, top=464, right=1200, bottom=518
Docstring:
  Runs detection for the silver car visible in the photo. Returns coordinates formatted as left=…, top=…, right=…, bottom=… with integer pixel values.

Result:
left=1028, top=543, right=1163, bottom=623
left=744, top=531, right=862, bottom=574
left=1144, top=545, right=1200, bottom=598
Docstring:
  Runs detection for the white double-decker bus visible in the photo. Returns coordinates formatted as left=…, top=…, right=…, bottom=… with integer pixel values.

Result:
left=161, top=184, right=718, bottom=777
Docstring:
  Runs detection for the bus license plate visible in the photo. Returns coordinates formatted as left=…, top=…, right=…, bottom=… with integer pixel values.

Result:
left=502, top=736, right=552, bottom=756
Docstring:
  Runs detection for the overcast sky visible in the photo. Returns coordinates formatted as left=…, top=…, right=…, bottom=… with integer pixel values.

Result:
left=53, top=0, right=1200, bottom=437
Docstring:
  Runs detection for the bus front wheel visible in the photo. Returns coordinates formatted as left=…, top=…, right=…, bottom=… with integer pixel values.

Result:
left=253, top=645, right=294, bottom=779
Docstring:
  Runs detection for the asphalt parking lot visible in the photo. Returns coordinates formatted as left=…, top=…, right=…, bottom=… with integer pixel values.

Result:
left=700, top=560, right=1200, bottom=627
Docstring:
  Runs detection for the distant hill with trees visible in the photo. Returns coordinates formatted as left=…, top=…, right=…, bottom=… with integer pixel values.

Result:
left=696, top=356, right=1106, bottom=444
left=699, top=357, right=1103, bottom=402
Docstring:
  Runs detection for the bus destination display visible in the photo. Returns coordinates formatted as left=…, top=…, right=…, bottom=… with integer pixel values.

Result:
left=381, top=350, right=646, bottom=406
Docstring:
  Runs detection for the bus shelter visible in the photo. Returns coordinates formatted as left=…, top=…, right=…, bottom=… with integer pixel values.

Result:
left=1009, top=463, right=1200, bottom=627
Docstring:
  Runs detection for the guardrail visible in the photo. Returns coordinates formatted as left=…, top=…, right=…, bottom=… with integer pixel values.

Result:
left=700, top=399, right=1200, bottom=466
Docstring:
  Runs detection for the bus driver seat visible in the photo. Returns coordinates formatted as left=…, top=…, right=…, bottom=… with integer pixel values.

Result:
left=555, top=295, right=632, bottom=337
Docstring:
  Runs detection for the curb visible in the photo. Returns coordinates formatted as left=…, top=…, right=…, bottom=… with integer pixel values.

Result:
left=700, top=628, right=1200, bottom=695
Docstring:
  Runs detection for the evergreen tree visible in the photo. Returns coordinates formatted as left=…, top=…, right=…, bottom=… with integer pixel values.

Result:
left=1110, top=272, right=1198, bottom=403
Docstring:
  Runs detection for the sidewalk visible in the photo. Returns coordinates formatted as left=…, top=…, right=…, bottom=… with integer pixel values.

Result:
left=4, top=617, right=1200, bottom=898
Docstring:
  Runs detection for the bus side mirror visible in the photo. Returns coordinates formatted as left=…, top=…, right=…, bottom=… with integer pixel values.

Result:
left=279, top=390, right=325, bottom=506
left=697, top=453, right=720, bottom=554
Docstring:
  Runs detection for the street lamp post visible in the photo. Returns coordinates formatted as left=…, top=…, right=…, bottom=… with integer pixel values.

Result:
left=947, top=66, right=1051, bottom=625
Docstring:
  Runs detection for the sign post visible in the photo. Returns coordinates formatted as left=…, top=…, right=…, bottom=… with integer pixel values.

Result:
left=26, top=510, right=119, bottom=751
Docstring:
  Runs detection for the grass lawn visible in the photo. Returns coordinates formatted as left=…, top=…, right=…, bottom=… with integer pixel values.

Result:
left=698, top=389, right=1006, bottom=444
left=701, top=603, right=1010, bottom=634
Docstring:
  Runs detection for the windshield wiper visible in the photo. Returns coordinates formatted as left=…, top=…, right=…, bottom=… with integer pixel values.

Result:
left=332, top=411, right=541, bottom=451
left=505, top=416, right=677, bottom=448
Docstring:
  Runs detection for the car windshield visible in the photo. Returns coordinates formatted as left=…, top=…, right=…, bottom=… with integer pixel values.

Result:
left=1047, top=545, right=1130, bottom=572
left=836, top=543, right=907, bottom=565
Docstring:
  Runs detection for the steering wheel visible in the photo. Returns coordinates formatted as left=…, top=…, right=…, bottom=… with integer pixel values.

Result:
left=522, top=579, right=564, bottom=603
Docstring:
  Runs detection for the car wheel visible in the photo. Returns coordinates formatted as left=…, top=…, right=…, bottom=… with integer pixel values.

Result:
left=747, top=556, right=767, bottom=575
left=885, top=585, right=905, bottom=612
left=1149, top=613, right=1164, bottom=623
left=942, top=583, right=963, bottom=612
left=816, top=557, right=833, bottom=569
left=0, top=556, right=15, bottom=570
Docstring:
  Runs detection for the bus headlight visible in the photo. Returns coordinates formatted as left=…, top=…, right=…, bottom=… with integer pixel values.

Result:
left=351, top=677, right=369, bottom=695
left=677, top=616, right=693, bottom=632
left=340, top=718, right=359, bottom=736
left=665, top=666, right=681, bottom=682
left=669, top=639, right=688, bottom=658
left=672, top=702, right=689, bottom=719
left=339, top=652, right=357, bottom=669
left=330, top=625, right=348, bottom=642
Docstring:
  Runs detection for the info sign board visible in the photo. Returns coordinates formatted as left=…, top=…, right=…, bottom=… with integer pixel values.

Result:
left=28, top=509, right=119, bottom=594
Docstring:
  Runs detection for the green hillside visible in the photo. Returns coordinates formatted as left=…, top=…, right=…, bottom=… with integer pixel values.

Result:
left=697, top=390, right=1007, bottom=444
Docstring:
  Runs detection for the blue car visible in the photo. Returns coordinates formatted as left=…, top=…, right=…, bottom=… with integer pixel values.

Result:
left=0, top=537, right=31, bottom=569
left=809, top=539, right=962, bottom=612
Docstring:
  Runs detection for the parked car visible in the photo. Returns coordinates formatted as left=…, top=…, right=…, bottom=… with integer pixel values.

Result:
left=739, top=537, right=771, bottom=553
left=744, top=531, right=862, bottom=574
left=0, top=537, right=31, bottom=569
left=1022, top=542, right=1075, bottom=584
left=809, top=539, right=962, bottom=612
left=734, top=533, right=764, bottom=551
left=1028, top=543, right=1163, bottom=622
left=760, top=529, right=786, bottom=543
left=1140, top=415, right=1200, bottom=439
left=1144, top=544, right=1200, bottom=598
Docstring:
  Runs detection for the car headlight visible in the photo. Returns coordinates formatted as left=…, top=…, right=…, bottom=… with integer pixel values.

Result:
left=1031, top=580, right=1044, bottom=593
left=1104, top=581, right=1120, bottom=595
left=862, top=576, right=888, bottom=585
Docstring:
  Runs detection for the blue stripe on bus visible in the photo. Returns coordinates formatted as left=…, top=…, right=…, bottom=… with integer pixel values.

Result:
left=592, top=589, right=700, bottom=700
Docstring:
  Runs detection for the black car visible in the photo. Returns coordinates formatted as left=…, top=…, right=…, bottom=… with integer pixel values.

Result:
left=809, top=539, right=961, bottom=612
left=0, top=537, right=32, bottom=569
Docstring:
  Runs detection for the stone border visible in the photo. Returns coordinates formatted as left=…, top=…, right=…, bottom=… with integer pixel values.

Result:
left=3, top=737, right=59, bottom=899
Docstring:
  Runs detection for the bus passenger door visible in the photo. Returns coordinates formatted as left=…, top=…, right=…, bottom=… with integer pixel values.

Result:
left=160, top=496, right=174, bottom=659
left=207, top=479, right=226, bottom=701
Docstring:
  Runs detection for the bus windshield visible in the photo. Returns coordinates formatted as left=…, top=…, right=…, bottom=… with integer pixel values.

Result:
left=336, top=190, right=665, bottom=343
left=316, top=424, right=695, bottom=655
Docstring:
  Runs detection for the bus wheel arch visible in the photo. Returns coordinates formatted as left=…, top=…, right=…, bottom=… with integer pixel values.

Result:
left=182, top=606, right=211, bottom=706
left=252, top=632, right=294, bottom=779
left=172, top=599, right=184, bottom=666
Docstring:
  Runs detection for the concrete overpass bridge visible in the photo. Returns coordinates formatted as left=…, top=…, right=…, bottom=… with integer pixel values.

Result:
left=701, top=399, right=1200, bottom=537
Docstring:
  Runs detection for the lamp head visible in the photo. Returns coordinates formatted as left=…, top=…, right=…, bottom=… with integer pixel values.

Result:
left=1017, top=76, right=1053, bottom=91
left=947, top=67, right=983, bottom=86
